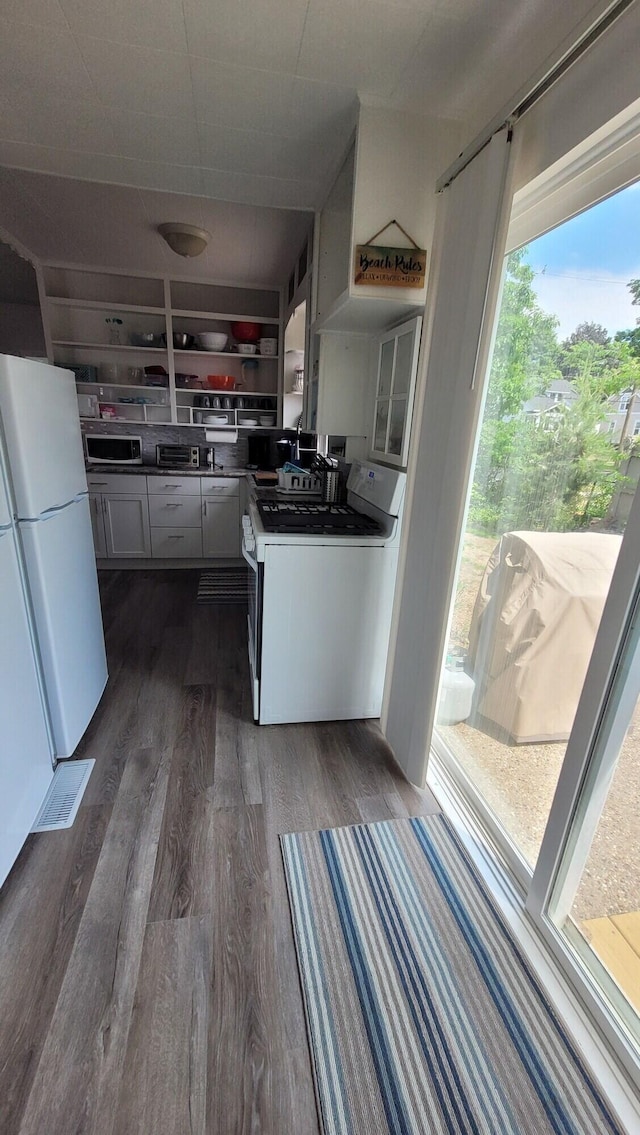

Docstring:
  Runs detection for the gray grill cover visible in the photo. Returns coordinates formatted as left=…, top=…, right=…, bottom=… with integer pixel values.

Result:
left=467, top=531, right=622, bottom=743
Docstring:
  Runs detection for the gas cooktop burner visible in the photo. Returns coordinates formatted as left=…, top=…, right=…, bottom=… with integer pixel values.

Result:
left=257, top=500, right=382, bottom=535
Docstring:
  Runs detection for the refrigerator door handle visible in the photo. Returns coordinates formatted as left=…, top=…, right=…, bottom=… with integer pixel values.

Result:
left=34, top=494, right=89, bottom=522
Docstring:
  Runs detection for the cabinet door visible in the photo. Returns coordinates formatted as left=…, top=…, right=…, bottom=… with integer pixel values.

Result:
left=314, top=333, right=371, bottom=436
left=370, top=315, right=422, bottom=467
left=103, top=494, right=151, bottom=558
left=202, top=498, right=240, bottom=557
left=89, top=493, right=107, bottom=558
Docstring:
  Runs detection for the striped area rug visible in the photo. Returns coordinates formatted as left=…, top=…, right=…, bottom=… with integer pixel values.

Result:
left=281, top=815, right=623, bottom=1135
left=196, top=568, right=250, bottom=603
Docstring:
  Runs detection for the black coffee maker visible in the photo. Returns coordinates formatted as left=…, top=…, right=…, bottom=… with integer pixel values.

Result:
left=276, top=438, right=297, bottom=466
left=247, top=434, right=274, bottom=470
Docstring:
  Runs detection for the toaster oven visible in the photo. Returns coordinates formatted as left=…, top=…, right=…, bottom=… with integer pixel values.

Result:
left=156, top=444, right=200, bottom=468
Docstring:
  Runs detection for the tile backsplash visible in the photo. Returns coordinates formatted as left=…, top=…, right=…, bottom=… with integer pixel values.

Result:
left=80, top=421, right=301, bottom=470
left=81, top=420, right=248, bottom=468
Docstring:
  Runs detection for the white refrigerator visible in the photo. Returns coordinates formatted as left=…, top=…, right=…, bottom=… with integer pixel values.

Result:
left=0, top=468, right=54, bottom=885
left=0, top=355, right=107, bottom=871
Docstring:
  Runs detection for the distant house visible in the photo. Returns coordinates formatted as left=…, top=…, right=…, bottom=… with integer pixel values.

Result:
left=601, top=389, right=640, bottom=443
left=523, top=381, right=640, bottom=445
left=522, top=379, right=579, bottom=422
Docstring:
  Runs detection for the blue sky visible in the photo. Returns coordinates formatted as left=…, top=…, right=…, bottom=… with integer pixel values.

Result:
left=525, top=180, right=640, bottom=338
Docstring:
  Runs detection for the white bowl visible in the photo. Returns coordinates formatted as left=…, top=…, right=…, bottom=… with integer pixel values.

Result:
left=237, top=343, right=257, bottom=355
left=259, top=415, right=276, bottom=425
left=259, top=338, right=278, bottom=356
left=203, top=414, right=228, bottom=424
left=197, top=332, right=227, bottom=352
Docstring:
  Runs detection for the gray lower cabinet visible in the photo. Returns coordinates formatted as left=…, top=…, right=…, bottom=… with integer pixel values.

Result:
left=148, top=474, right=202, bottom=559
left=201, top=477, right=240, bottom=557
left=86, top=473, right=241, bottom=560
left=92, top=492, right=152, bottom=557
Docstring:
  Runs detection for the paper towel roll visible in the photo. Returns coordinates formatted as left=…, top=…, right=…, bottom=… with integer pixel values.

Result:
left=205, top=429, right=238, bottom=443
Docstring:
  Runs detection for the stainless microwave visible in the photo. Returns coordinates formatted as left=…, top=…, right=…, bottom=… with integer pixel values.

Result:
left=85, top=434, right=143, bottom=464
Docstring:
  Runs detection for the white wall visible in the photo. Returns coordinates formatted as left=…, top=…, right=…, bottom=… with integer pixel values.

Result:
left=352, top=106, right=465, bottom=308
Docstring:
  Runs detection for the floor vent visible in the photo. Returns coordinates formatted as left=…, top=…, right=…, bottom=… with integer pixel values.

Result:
left=30, top=759, right=95, bottom=833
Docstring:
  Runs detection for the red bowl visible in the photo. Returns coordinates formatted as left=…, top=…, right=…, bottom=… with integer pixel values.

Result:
left=230, top=321, right=261, bottom=343
left=207, top=374, right=236, bottom=390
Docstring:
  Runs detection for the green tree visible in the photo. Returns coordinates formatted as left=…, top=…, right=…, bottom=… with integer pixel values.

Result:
left=563, top=321, right=610, bottom=348
left=614, top=278, right=640, bottom=363
left=499, top=344, right=635, bottom=530
left=468, top=256, right=638, bottom=536
left=561, top=338, right=638, bottom=397
left=483, top=248, right=560, bottom=420
left=614, top=326, right=640, bottom=356
left=628, top=278, right=640, bottom=305
left=469, top=249, right=560, bottom=533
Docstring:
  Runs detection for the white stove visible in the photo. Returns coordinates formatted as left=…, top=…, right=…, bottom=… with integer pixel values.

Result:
left=241, top=460, right=406, bottom=724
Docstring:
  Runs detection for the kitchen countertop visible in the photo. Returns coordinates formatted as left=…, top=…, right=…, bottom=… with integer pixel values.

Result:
left=85, top=464, right=249, bottom=479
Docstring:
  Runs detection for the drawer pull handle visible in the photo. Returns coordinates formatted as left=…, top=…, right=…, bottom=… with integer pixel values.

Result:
left=168, top=535, right=185, bottom=540
left=166, top=502, right=182, bottom=507
left=92, top=482, right=108, bottom=486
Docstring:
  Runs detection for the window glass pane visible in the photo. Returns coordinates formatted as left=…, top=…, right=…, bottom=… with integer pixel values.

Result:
left=435, top=182, right=640, bottom=870
left=379, top=340, right=394, bottom=397
left=388, top=398, right=407, bottom=455
left=393, top=330, right=414, bottom=395
left=566, top=690, right=640, bottom=1026
left=374, top=400, right=389, bottom=451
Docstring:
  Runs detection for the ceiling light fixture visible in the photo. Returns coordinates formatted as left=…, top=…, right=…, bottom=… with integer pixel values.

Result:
left=157, top=222, right=210, bottom=257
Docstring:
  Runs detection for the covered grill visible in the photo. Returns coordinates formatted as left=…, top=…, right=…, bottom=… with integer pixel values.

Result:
left=467, top=530, right=622, bottom=743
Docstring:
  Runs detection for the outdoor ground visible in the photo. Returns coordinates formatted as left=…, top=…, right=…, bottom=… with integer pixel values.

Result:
left=440, top=533, right=639, bottom=923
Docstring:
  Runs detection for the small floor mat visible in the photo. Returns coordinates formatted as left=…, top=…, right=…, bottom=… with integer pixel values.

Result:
left=31, top=759, right=95, bottom=832
left=197, top=568, right=251, bottom=603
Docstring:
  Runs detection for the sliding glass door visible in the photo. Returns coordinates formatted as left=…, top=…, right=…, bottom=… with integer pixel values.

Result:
left=431, top=169, right=640, bottom=1072
left=537, top=532, right=640, bottom=1060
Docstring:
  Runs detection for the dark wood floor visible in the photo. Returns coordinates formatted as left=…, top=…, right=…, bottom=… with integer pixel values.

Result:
left=0, top=569, right=439, bottom=1135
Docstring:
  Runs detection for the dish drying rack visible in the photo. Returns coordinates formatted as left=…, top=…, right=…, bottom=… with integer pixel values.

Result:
left=277, top=465, right=321, bottom=494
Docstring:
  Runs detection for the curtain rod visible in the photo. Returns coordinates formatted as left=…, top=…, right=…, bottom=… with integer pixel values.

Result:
left=436, top=0, right=637, bottom=193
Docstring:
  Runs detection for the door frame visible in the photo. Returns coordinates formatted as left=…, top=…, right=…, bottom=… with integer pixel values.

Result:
left=430, top=112, right=640, bottom=1091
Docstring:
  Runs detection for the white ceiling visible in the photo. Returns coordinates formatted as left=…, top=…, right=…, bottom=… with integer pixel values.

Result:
left=0, top=167, right=313, bottom=285
left=0, top=0, right=614, bottom=285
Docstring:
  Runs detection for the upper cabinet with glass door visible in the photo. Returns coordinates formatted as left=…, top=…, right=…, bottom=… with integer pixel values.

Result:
left=370, top=315, right=421, bottom=467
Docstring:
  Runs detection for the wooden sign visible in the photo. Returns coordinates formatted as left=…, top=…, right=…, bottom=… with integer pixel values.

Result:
left=354, top=243, right=427, bottom=289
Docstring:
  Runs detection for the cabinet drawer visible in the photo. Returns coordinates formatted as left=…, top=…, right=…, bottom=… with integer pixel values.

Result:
left=150, top=527, right=203, bottom=558
left=200, top=477, right=240, bottom=497
left=148, top=494, right=202, bottom=528
left=146, top=475, right=201, bottom=495
left=87, top=472, right=143, bottom=494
